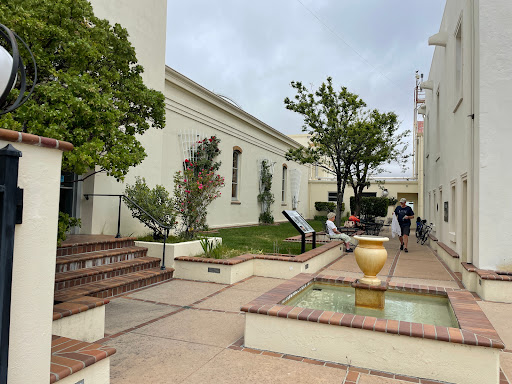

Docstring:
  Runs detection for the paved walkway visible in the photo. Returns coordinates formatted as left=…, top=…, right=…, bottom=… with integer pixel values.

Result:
left=98, top=228, right=512, bottom=383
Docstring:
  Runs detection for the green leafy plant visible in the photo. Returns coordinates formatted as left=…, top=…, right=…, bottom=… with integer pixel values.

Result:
left=189, top=136, right=222, bottom=175
left=124, top=177, right=175, bottom=239
left=387, top=196, right=398, bottom=206
left=58, top=212, right=81, bottom=246
left=199, top=237, right=223, bottom=259
left=314, top=201, right=345, bottom=213
left=258, top=160, right=275, bottom=224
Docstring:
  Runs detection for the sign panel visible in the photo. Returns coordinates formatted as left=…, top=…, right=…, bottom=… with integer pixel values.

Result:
left=283, top=210, right=315, bottom=234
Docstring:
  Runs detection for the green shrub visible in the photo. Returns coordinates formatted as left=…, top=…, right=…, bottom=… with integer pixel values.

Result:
left=58, top=212, right=81, bottom=246
left=350, top=196, right=388, bottom=218
left=125, top=176, right=175, bottom=239
left=387, top=197, right=398, bottom=206
left=199, top=237, right=223, bottom=259
left=315, top=201, right=344, bottom=212
left=258, top=160, right=275, bottom=224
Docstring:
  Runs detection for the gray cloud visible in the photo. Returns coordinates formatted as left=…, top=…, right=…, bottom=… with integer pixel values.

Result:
left=166, top=0, right=446, bottom=176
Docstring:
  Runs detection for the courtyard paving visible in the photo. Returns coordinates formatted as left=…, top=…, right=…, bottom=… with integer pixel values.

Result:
left=98, top=228, right=512, bottom=383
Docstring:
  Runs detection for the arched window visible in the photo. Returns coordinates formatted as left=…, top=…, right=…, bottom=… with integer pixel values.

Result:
left=232, top=147, right=242, bottom=201
left=281, top=164, right=287, bottom=203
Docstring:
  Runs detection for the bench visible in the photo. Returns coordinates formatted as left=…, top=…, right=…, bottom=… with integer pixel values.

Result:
left=283, top=229, right=364, bottom=244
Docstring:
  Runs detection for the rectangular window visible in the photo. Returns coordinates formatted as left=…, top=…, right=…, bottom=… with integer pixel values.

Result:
left=281, top=166, right=287, bottom=203
left=328, top=192, right=337, bottom=202
left=232, top=151, right=240, bottom=200
left=450, top=184, right=456, bottom=234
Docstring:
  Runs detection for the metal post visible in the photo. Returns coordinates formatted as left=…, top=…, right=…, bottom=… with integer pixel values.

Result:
left=312, top=232, right=316, bottom=249
left=301, top=233, right=306, bottom=254
left=0, top=144, right=22, bottom=384
left=161, top=228, right=168, bottom=270
left=116, top=195, right=122, bottom=238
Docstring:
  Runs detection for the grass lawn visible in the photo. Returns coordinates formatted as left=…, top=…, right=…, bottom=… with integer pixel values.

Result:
left=217, top=219, right=326, bottom=256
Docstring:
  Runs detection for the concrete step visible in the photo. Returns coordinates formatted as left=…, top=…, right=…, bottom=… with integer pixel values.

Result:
left=55, top=256, right=161, bottom=291
left=57, top=235, right=137, bottom=257
left=55, top=246, right=148, bottom=273
left=54, top=268, right=174, bottom=303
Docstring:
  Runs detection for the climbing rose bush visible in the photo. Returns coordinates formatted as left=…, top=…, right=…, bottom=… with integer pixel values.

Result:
left=173, top=165, right=224, bottom=238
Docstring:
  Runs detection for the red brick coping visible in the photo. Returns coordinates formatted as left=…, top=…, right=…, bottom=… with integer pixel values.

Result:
left=175, top=241, right=343, bottom=264
left=53, top=296, right=109, bottom=321
left=0, top=128, right=73, bottom=151
left=437, top=241, right=459, bottom=259
left=240, top=273, right=505, bottom=350
left=50, top=335, right=116, bottom=383
left=429, top=234, right=438, bottom=241
left=462, top=262, right=512, bottom=282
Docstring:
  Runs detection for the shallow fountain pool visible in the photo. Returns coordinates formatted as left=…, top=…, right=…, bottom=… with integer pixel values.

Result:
left=284, top=283, right=458, bottom=327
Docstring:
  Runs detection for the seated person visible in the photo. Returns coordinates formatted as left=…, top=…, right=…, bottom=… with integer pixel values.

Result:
left=326, top=212, right=353, bottom=253
left=348, top=213, right=364, bottom=228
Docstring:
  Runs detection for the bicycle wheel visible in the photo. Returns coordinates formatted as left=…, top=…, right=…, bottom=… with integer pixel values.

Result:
left=415, top=226, right=421, bottom=238
left=416, top=228, right=423, bottom=243
left=421, top=228, right=431, bottom=245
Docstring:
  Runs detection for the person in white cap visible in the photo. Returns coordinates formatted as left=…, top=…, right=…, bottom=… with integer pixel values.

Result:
left=326, top=212, right=353, bottom=253
left=394, top=198, right=414, bottom=252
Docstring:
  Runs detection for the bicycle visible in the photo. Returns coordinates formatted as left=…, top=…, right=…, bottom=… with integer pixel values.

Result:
left=417, top=222, right=433, bottom=245
left=415, top=218, right=426, bottom=240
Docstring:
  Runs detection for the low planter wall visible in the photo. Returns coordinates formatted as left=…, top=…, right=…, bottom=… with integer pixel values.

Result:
left=435, top=241, right=461, bottom=273
left=135, top=237, right=222, bottom=268
left=174, top=241, right=343, bottom=284
left=52, top=306, right=105, bottom=343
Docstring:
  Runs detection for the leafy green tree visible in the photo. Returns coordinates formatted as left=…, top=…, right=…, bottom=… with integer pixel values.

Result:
left=284, top=77, right=366, bottom=226
left=348, top=110, right=409, bottom=216
left=0, top=0, right=165, bottom=180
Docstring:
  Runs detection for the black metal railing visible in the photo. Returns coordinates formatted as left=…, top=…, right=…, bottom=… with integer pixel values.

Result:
left=83, top=194, right=171, bottom=270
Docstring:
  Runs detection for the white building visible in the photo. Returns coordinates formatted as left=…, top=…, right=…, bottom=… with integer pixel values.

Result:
left=422, top=0, right=512, bottom=299
left=73, top=0, right=309, bottom=236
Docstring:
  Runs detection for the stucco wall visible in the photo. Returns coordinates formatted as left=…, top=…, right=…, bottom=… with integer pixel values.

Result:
left=164, top=69, right=310, bottom=228
left=423, top=0, right=474, bottom=264
left=2, top=141, right=63, bottom=384
left=476, top=0, right=512, bottom=270
left=423, top=0, right=512, bottom=270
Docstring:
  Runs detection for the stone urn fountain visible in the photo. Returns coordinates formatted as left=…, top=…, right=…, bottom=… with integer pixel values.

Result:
left=352, top=235, right=390, bottom=309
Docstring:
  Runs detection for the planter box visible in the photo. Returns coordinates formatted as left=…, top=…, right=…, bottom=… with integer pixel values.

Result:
left=135, top=237, right=222, bottom=268
left=174, top=241, right=343, bottom=284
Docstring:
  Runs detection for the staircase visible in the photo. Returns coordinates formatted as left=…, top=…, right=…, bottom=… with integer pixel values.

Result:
left=54, top=235, right=173, bottom=303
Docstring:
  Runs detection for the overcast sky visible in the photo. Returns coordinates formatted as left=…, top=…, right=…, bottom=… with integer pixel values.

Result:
left=165, top=0, right=446, bottom=177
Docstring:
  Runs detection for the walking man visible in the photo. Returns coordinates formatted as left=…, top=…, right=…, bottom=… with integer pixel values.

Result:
left=394, top=198, right=414, bottom=252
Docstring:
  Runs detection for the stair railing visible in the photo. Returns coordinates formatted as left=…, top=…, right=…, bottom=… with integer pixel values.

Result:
left=83, top=194, right=171, bottom=270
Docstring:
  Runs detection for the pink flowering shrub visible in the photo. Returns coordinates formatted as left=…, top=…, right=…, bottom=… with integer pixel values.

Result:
left=174, top=136, right=224, bottom=238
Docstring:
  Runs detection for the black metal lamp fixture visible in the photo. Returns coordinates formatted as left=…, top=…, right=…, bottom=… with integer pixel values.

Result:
left=0, top=23, right=37, bottom=115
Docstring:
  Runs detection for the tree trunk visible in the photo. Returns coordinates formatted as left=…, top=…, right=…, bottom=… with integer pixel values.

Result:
left=335, top=172, right=347, bottom=227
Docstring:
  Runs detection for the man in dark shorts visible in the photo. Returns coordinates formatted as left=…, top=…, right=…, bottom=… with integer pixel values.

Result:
left=394, top=198, right=414, bottom=252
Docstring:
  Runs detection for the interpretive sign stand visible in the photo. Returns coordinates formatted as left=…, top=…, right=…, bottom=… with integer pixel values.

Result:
left=282, top=210, right=316, bottom=254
